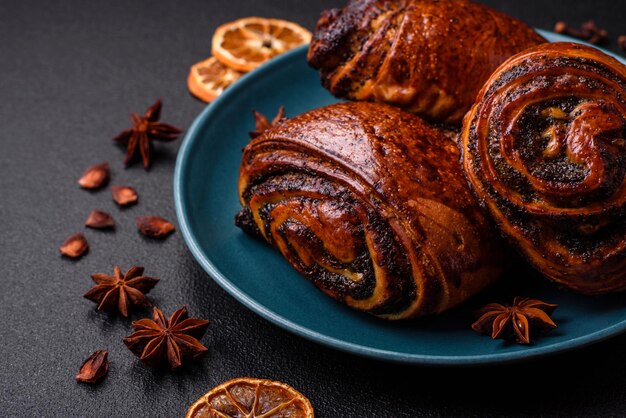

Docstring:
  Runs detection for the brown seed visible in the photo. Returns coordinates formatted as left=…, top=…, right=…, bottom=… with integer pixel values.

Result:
left=619, top=35, right=626, bottom=51
left=553, top=20, right=609, bottom=45
left=85, top=210, right=115, bottom=229
left=78, top=162, right=110, bottom=190
left=554, top=21, right=568, bottom=34
left=136, top=216, right=175, bottom=239
left=76, top=350, right=109, bottom=384
left=59, top=233, right=89, bottom=258
left=111, top=185, right=138, bottom=206
left=581, top=21, right=608, bottom=45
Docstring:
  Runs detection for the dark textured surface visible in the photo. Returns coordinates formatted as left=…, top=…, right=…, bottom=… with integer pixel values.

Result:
left=1, top=1, right=625, bottom=417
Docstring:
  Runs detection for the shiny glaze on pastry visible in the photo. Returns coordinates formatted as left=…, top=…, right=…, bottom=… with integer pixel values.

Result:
left=237, top=102, right=507, bottom=319
left=307, top=0, right=545, bottom=125
left=461, top=42, right=626, bottom=294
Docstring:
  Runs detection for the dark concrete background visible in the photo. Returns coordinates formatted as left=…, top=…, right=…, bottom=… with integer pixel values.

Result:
left=1, top=0, right=625, bottom=416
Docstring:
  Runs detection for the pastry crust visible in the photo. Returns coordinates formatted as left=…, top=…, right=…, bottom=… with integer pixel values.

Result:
left=307, top=0, right=545, bottom=125
left=461, top=42, right=626, bottom=294
left=237, top=102, right=507, bottom=319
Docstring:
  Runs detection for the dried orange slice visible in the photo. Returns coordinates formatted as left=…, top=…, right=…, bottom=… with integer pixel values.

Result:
left=188, top=57, right=243, bottom=103
left=212, top=17, right=312, bottom=72
left=186, top=377, right=314, bottom=418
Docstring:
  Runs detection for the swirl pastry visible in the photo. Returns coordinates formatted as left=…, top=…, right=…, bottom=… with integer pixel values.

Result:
left=307, top=0, right=545, bottom=125
left=461, top=42, right=626, bottom=295
left=236, top=102, right=506, bottom=319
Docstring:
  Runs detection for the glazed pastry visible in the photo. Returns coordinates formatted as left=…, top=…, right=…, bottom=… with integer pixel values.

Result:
left=307, top=0, right=545, bottom=125
left=461, top=42, right=626, bottom=295
left=236, top=102, right=507, bottom=319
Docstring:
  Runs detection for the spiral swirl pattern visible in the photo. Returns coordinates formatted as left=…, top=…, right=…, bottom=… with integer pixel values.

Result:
left=237, top=102, right=506, bottom=319
left=462, top=42, right=626, bottom=294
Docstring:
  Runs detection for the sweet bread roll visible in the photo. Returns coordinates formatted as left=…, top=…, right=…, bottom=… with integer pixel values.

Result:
left=237, top=102, right=507, bottom=319
left=307, top=0, right=545, bottom=124
left=461, top=42, right=626, bottom=295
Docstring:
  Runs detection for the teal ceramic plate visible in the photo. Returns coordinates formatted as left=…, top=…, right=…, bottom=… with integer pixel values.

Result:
left=174, top=31, right=626, bottom=365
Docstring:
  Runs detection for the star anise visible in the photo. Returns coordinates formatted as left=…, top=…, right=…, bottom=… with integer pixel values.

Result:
left=123, top=306, right=210, bottom=370
left=84, top=266, right=159, bottom=317
left=248, top=106, right=286, bottom=138
left=113, top=99, right=181, bottom=169
left=471, top=297, right=558, bottom=344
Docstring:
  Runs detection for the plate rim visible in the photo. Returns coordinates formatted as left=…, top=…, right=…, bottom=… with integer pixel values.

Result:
left=174, top=30, right=626, bottom=366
